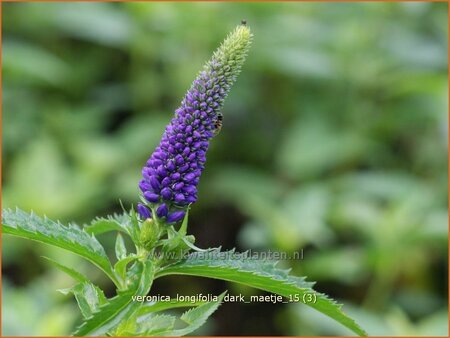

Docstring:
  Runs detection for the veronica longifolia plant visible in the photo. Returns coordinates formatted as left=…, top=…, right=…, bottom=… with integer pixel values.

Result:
left=2, top=23, right=366, bottom=336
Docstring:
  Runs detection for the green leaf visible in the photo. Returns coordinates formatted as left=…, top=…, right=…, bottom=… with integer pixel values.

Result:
left=169, top=291, right=226, bottom=336
left=42, top=256, right=89, bottom=284
left=73, top=260, right=154, bottom=336
left=49, top=258, right=108, bottom=319
left=44, top=256, right=108, bottom=318
left=73, top=289, right=135, bottom=336
left=111, top=311, right=138, bottom=336
left=136, top=292, right=226, bottom=336
left=89, top=209, right=141, bottom=245
left=156, top=249, right=367, bottom=336
left=84, top=214, right=129, bottom=236
left=2, top=208, right=119, bottom=286
left=178, top=208, right=190, bottom=237
left=114, top=255, right=138, bottom=283
left=65, top=282, right=108, bottom=319
left=136, top=314, right=176, bottom=336
left=115, top=233, right=127, bottom=260
left=127, top=208, right=141, bottom=244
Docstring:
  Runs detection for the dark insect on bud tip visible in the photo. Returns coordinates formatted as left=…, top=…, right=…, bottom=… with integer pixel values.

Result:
left=241, top=19, right=247, bottom=26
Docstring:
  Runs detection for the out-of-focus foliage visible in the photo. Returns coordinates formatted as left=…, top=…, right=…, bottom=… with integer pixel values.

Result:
left=2, top=2, right=448, bottom=336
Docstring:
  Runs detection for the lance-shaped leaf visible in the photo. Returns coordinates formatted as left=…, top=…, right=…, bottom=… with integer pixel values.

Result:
left=84, top=213, right=129, bottom=236
left=114, top=255, right=138, bottom=284
left=73, top=288, right=137, bottom=336
left=135, top=292, right=226, bottom=336
left=135, top=314, right=176, bottom=336
left=168, top=291, right=226, bottom=336
left=73, top=260, right=154, bottom=336
left=43, top=256, right=108, bottom=317
left=2, top=208, right=119, bottom=286
left=60, top=282, right=108, bottom=319
left=43, top=256, right=90, bottom=284
left=115, top=233, right=127, bottom=260
left=155, top=249, right=367, bottom=336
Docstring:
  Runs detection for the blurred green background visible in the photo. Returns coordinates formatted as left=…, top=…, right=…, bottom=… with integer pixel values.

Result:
left=2, top=2, right=448, bottom=336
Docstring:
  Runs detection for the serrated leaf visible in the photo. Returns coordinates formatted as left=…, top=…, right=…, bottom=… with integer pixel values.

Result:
left=71, top=282, right=108, bottom=318
left=73, top=289, right=135, bottom=336
left=136, top=314, right=176, bottom=336
left=114, top=255, right=138, bottom=283
left=84, top=214, right=129, bottom=236
left=42, top=256, right=89, bottom=284
left=73, top=260, right=155, bottom=336
left=46, top=257, right=108, bottom=319
left=112, top=313, right=138, bottom=336
left=136, top=292, right=225, bottom=336
left=168, top=291, right=226, bottom=336
left=127, top=208, right=141, bottom=244
left=2, top=208, right=119, bottom=286
left=156, top=249, right=367, bottom=336
left=87, top=210, right=140, bottom=244
left=115, top=233, right=127, bottom=260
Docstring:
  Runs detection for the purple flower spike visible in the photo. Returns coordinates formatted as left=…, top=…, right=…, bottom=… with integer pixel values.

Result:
left=138, top=23, right=252, bottom=223
left=167, top=211, right=186, bottom=223
left=137, top=203, right=152, bottom=220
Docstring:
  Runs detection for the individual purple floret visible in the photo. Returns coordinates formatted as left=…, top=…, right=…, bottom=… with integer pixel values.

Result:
left=138, top=24, right=252, bottom=223
left=137, top=203, right=152, bottom=219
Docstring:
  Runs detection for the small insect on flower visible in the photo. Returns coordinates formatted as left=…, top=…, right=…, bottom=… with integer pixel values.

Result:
left=213, top=113, right=223, bottom=137
left=241, top=19, right=247, bottom=26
